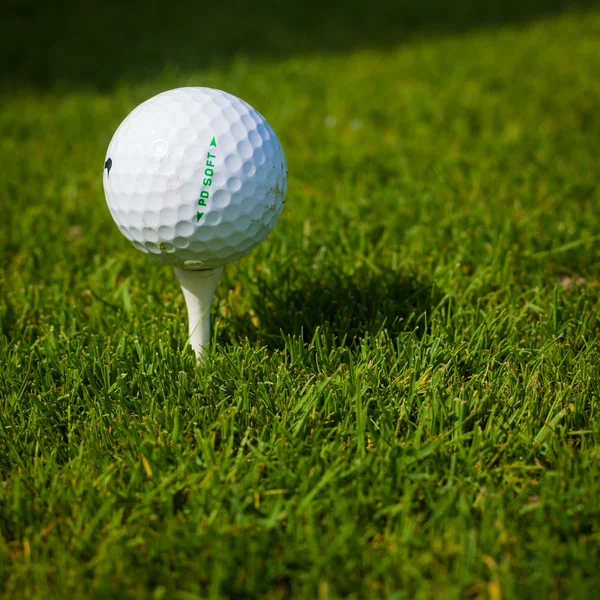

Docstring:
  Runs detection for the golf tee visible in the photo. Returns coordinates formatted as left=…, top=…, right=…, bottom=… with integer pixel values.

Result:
left=174, top=266, right=223, bottom=362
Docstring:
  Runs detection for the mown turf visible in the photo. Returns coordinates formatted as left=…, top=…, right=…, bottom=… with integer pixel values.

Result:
left=1, top=1, right=600, bottom=598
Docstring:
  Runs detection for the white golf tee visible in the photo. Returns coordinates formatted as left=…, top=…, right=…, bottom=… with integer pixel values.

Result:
left=174, top=266, right=223, bottom=362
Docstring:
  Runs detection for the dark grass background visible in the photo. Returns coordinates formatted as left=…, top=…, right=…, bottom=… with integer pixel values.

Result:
left=2, top=0, right=597, bottom=89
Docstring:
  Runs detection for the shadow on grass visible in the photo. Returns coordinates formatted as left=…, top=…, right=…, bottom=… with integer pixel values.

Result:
left=219, top=267, right=442, bottom=350
left=2, top=0, right=595, bottom=90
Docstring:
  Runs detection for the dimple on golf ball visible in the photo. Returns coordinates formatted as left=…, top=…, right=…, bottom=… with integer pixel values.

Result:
left=103, top=87, right=287, bottom=270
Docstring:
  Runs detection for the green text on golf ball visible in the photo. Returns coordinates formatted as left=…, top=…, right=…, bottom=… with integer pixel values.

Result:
left=197, top=136, right=218, bottom=222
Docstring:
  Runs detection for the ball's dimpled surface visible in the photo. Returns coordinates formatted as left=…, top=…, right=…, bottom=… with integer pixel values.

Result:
left=103, top=87, right=287, bottom=270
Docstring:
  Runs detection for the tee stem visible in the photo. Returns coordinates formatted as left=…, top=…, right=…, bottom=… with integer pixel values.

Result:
left=174, top=266, right=223, bottom=362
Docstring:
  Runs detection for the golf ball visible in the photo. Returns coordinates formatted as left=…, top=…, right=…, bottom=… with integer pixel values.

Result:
left=103, top=87, right=287, bottom=270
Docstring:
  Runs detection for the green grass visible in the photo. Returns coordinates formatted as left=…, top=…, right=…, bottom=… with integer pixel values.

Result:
left=1, top=1, right=600, bottom=598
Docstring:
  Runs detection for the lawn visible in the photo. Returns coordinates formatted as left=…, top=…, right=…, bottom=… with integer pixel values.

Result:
left=1, top=1, right=599, bottom=598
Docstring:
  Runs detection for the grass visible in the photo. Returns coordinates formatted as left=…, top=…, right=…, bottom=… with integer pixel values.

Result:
left=1, top=1, right=600, bottom=598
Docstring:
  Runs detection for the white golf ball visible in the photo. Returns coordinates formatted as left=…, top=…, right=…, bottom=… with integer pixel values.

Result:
left=103, top=87, right=287, bottom=270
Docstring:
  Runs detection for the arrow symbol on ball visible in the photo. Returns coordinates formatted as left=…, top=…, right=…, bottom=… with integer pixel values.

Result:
left=210, top=137, right=217, bottom=147
left=196, top=212, right=204, bottom=222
